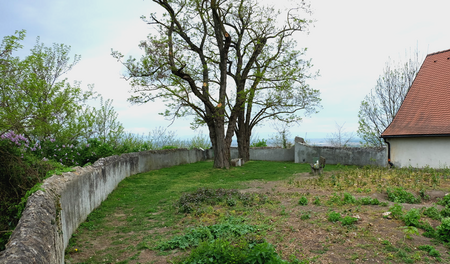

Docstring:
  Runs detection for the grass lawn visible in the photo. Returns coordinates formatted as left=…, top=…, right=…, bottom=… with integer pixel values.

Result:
left=64, top=161, right=450, bottom=263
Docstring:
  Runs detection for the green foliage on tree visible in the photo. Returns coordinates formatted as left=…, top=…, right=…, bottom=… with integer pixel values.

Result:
left=112, top=0, right=320, bottom=167
left=0, top=30, right=126, bottom=250
left=1, top=30, right=125, bottom=146
left=0, top=30, right=96, bottom=143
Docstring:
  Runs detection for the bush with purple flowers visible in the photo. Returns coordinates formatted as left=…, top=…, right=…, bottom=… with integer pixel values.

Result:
left=0, top=131, right=64, bottom=250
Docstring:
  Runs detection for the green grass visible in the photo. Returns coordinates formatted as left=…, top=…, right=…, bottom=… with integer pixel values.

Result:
left=65, top=162, right=450, bottom=264
left=76, top=161, right=335, bottom=228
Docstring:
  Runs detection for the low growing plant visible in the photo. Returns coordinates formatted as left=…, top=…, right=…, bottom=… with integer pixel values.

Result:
left=300, top=211, right=311, bottom=220
left=175, top=238, right=289, bottom=264
left=403, top=208, right=421, bottom=227
left=298, top=196, right=308, bottom=206
left=357, top=196, right=380, bottom=205
left=437, top=194, right=450, bottom=207
left=343, top=192, right=356, bottom=204
left=313, top=196, right=321, bottom=206
left=389, top=203, right=404, bottom=219
left=418, top=245, right=441, bottom=257
left=386, top=187, right=421, bottom=204
left=422, top=206, right=442, bottom=220
left=341, top=215, right=358, bottom=226
left=176, top=188, right=267, bottom=214
left=436, top=217, right=450, bottom=242
left=157, top=220, right=258, bottom=250
left=327, top=211, right=341, bottom=223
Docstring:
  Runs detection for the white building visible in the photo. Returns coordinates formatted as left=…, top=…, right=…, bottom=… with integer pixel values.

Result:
left=381, top=49, right=450, bottom=168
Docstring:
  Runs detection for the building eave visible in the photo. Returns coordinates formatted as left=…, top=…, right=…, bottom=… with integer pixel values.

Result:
left=381, top=134, right=450, bottom=139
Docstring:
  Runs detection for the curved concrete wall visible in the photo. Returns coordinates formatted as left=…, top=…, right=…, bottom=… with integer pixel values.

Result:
left=0, top=149, right=204, bottom=264
left=0, top=145, right=387, bottom=263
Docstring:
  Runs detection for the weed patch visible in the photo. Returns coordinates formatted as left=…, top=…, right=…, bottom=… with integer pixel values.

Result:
left=386, top=187, right=421, bottom=204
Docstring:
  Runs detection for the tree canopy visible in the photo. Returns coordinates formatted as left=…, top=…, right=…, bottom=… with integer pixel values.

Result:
left=112, top=0, right=320, bottom=167
left=0, top=30, right=124, bottom=145
left=357, top=53, right=421, bottom=147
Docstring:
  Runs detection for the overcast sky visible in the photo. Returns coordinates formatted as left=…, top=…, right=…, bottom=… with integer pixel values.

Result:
left=2, top=0, right=450, bottom=141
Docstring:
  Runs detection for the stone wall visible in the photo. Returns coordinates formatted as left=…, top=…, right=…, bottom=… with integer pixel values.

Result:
left=0, top=149, right=204, bottom=264
left=0, top=144, right=388, bottom=263
left=230, top=147, right=294, bottom=161
left=295, top=142, right=387, bottom=167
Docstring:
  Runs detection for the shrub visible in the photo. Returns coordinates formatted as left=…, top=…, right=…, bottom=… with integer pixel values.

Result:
left=418, top=245, right=441, bottom=257
left=328, top=211, right=341, bottom=223
left=175, top=238, right=287, bottom=264
left=423, top=206, right=442, bottom=220
left=403, top=208, right=421, bottom=227
left=386, top=187, right=421, bottom=204
left=343, top=192, right=356, bottom=204
left=341, top=216, right=358, bottom=226
left=389, top=203, right=404, bottom=219
left=437, top=194, right=450, bottom=207
left=313, top=196, right=321, bottom=205
left=0, top=132, right=62, bottom=250
left=250, top=138, right=268, bottom=147
left=298, top=196, right=308, bottom=206
left=436, top=217, right=450, bottom=242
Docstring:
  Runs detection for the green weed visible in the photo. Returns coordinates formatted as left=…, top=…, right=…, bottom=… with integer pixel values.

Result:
left=298, top=196, right=308, bottom=206
left=386, top=187, right=421, bottom=204
left=327, top=211, right=341, bottom=223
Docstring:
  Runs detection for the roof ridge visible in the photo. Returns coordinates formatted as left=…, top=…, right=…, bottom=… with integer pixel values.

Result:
left=427, top=48, right=450, bottom=57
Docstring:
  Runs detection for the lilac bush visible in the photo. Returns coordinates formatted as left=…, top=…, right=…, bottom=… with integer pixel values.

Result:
left=0, top=131, right=97, bottom=167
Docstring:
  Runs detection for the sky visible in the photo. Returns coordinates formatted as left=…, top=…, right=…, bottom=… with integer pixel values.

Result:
left=2, top=0, right=450, bottom=142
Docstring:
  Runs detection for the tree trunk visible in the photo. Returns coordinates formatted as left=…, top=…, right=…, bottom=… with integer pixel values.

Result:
left=208, top=117, right=230, bottom=169
left=236, top=120, right=250, bottom=162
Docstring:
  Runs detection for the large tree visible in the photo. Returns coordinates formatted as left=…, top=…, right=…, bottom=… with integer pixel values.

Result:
left=112, top=0, right=319, bottom=167
left=223, top=2, right=321, bottom=160
left=357, top=53, right=420, bottom=147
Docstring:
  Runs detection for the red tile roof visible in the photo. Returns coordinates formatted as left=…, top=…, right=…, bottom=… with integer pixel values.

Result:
left=381, top=49, right=450, bottom=137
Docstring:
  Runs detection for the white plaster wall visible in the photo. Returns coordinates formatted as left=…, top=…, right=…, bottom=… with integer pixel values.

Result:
left=388, top=137, right=450, bottom=168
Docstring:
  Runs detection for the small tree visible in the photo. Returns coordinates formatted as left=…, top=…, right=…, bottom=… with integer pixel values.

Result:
left=0, top=30, right=96, bottom=144
left=327, top=122, right=354, bottom=147
left=270, top=121, right=293, bottom=148
left=357, top=51, right=421, bottom=147
left=90, top=97, right=124, bottom=145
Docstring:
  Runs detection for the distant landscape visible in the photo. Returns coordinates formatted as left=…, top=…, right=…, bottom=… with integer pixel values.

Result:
left=229, top=138, right=362, bottom=148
